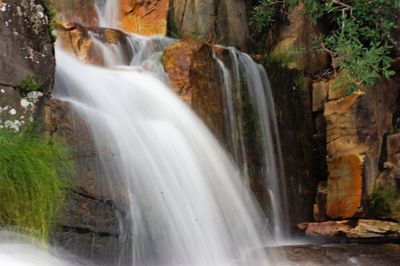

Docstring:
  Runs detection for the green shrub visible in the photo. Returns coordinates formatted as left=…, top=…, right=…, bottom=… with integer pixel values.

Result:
left=250, top=0, right=400, bottom=94
left=366, top=186, right=400, bottom=219
left=0, top=128, right=72, bottom=241
left=249, top=0, right=281, bottom=33
left=16, top=75, right=42, bottom=95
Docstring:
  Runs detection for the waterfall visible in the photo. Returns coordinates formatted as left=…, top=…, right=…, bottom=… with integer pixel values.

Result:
left=52, top=0, right=288, bottom=264
left=54, top=46, right=280, bottom=265
left=0, top=231, right=79, bottom=266
left=214, top=48, right=289, bottom=241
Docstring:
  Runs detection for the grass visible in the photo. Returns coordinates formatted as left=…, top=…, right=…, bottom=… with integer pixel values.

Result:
left=0, top=128, right=72, bottom=241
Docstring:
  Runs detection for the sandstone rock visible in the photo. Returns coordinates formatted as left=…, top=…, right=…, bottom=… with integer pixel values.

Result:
left=299, top=219, right=400, bottom=239
left=49, top=0, right=98, bottom=27
left=162, top=39, right=225, bottom=141
left=56, top=23, right=131, bottom=65
left=322, top=80, right=398, bottom=219
left=119, top=0, right=169, bottom=36
left=270, top=4, right=329, bottom=74
left=326, top=155, right=363, bottom=219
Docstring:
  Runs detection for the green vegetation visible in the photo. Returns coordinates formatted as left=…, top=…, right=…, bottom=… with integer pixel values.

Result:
left=0, top=128, right=72, bottom=241
left=250, top=0, right=400, bottom=94
left=366, top=186, right=400, bottom=219
left=16, top=75, right=42, bottom=95
left=41, top=0, right=57, bottom=42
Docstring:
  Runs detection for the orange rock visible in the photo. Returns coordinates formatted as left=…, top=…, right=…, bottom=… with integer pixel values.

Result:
left=304, top=220, right=352, bottom=237
left=119, top=0, right=169, bottom=36
left=326, top=155, right=363, bottom=219
left=56, top=23, right=129, bottom=65
left=162, top=39, right=225, bottom=141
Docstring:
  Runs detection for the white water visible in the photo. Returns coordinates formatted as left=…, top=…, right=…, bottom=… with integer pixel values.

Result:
left=55, top=48, right=280, bottom=265
left=95, top=0, right=120, bottom=29
left=0, top=231, right=80, bottom=266
left=214, top=47, right=289, bottom=241
left=53, top=1, right=284, bottom=264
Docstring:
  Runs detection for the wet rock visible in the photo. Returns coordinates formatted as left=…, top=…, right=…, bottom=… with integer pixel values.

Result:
left=299, top=219, right=400, bottom=240
left=279, top=243, right=400, bottom=266
left=162, top=39, right=225, bottom=141
left=46, top=99, right=127, bottom=265
left=56, top=22, right=131, bottom=65
left=120, top=0, right=169, bottom=36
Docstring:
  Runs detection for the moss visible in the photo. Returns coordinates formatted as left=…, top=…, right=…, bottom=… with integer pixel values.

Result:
left=41, top=0, right=57, bottom=42
left=16, top=74, right=42, bottom=96
left=0, top=127, right=73, bottom=241
left=366, top=187, right=400, bottom=219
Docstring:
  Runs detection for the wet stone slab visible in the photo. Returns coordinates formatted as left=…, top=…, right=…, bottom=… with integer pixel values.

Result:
left=276, top=243, right=400, bottom=266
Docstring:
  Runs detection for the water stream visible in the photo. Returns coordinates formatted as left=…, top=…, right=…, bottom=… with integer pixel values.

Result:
left=55, top=48, right=279, bottom=265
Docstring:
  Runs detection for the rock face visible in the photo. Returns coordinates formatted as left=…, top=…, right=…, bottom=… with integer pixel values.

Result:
left=119, top=0, right=169, bottom=35
left=50, top=0, right=98, bottom=27
left=310, top=77, right=399, bottom=220
left=162, top=39, right=225, bottom=141
left=269, top=3, right=329, bottom=74
left=0, top=0, right=54, bottom=130
left=169, top=0, right=249, bottom=49
left=51, top=0, right=169, bottom=36
left=45, top=99, right=127, bottom=265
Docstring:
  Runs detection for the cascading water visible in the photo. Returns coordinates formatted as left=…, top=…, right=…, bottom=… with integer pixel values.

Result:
left=0, top=231, right=80, bottom=266
left=214, top=48, right=289, bottom=241
left=54, top=48, right=280, bottom=265
left=52, top=0, right=287, bottom=264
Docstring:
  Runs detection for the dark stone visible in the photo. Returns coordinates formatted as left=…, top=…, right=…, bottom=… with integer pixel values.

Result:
left=277, top=244, right=400, bottom=266
left=0, top=0, right=55, bottom=94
